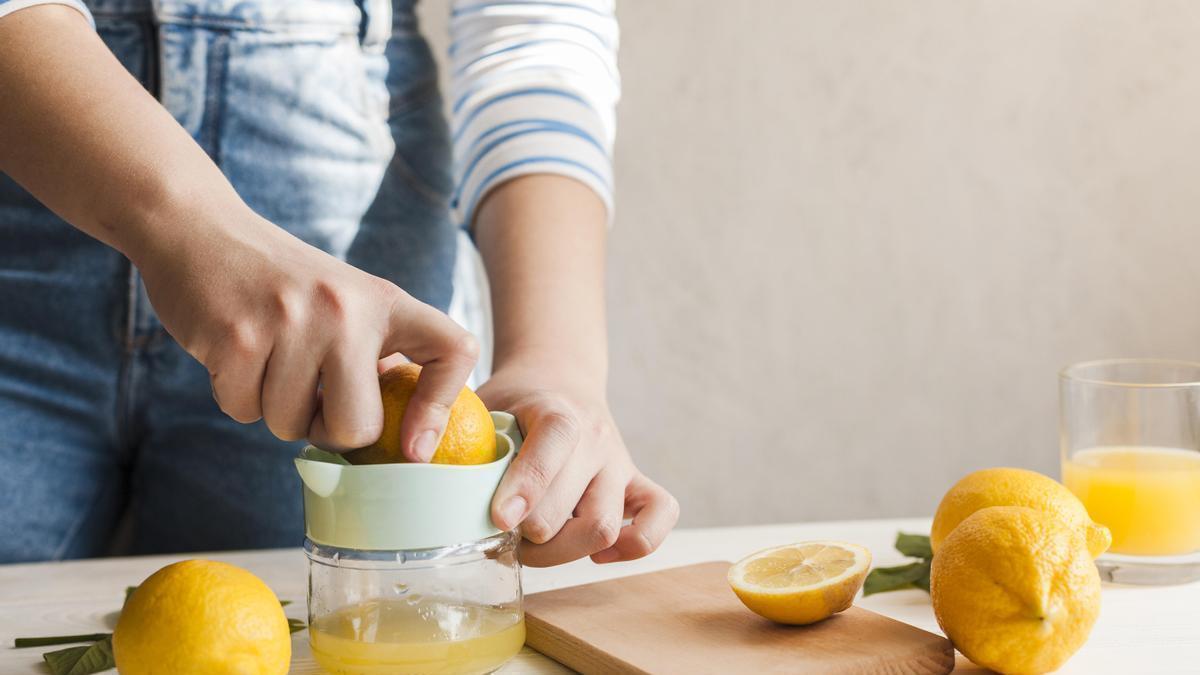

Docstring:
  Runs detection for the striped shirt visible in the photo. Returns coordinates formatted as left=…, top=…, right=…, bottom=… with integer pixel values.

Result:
left=0, top=0, right=619, bottom=229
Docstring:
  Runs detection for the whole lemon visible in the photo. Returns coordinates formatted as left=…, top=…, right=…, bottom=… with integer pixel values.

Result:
left=931, top=506, right=1101, bottom=675
left=930, top=467, right=1111, bottom=558
left=113, top=560, right=291, bottom=675
left=342, top=363, right=496, bottom=465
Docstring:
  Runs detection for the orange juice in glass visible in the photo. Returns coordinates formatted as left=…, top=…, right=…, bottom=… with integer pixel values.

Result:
left=1060, top=360, right=1200, bottom=584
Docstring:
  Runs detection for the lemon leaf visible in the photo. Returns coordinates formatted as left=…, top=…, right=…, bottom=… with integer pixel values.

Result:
left=894, top=532, right=932, bottom=560
left=863, top=560, right=931, bottom=596
left=288, top=618, right=307, bottom=634
left=913, top=573, right=931, bottom=592
left=42, top=636, right=114, bottom=675
left=13, top=634, right=110, bottom=648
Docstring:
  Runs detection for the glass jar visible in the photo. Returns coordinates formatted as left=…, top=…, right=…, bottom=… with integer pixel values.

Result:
left=295, top=411, right=526, bottom=674
left=305, top=531, right=524, bottom=675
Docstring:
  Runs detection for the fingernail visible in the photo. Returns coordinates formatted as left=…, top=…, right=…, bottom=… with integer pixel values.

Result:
left=499, top=496, right=526, bottom=529
left=592, top=548, right=619, bottom=564
left=412, top=430, right=439, bottom=462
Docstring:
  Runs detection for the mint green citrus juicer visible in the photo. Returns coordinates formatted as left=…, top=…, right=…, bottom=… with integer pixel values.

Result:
left=294, top=411, right=523, bottom=550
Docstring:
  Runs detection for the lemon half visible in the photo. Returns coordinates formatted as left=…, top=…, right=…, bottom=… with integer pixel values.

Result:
left=728, top=541, right=871, bottom=625
left=343, top=363, right=496, bottom=465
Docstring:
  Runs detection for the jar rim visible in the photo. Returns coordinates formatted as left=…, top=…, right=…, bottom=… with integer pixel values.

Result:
left=303, top=530, right=518, bottom=570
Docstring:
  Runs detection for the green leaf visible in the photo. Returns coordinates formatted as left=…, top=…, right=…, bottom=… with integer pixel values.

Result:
left=14, top=634, right=110, bottom=649
left=43, top=646, right=91, bottom=675
left=894, top=532, right=933, bottom=560
left=913, top=573, right=931, bottom=593
left=43, top=636, right=115, bottom=675
left=279, top=600, right=292, bottom=607
left=863, top=560, right=931, bottom=596
left=287, top=618, right=307, bottom=635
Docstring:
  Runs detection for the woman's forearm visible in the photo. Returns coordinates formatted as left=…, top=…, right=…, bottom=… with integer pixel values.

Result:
left=473, top=175, right=680, bottom=566
left=472, top=175, right=610, bottom=383
left=0, top=4, right=245, bottom=264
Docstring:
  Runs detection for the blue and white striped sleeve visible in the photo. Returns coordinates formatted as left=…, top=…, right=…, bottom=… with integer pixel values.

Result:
left=448, top=0, right=620, bottom=229
left=0, top=0, right=94, bottom=25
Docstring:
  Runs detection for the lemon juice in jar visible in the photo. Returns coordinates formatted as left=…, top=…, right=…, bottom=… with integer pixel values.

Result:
left=304, top=533, right=525, bottom=675
left=310, top=596, right=525, bottom=675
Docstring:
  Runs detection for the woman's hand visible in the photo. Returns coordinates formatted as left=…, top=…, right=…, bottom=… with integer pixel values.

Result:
left=136, top=205, right=478, bottom=456
left=479, top=362, right=679, bottom=567
left=0, top=6, right=477, bottom=457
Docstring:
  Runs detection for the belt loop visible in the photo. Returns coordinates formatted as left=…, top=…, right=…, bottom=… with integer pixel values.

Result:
left=356, top=0, right=392, bottom=53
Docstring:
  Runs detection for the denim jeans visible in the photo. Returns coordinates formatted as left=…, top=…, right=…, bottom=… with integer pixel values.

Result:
left=0, top=0, right=455, bottom=562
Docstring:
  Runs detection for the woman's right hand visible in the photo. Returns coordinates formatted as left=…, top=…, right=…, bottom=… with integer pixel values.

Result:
left=0, top=5, right=476, bottom=456
left=136, top=204, right=478, bottom=458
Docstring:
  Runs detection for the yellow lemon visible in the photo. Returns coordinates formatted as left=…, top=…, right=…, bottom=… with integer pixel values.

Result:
left=931, top=506, right=1101, bottom=674
left=930, top=467, right=1111, bottom=558
left=727, top=541, right=871, bottom=625
left=113, top=559, right=291, bottom=675
left=343, top=362, right=496, bottom=465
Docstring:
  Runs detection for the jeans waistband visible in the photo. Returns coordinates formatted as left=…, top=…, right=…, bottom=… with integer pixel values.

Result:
left=84, top=0, right=412, bottom=47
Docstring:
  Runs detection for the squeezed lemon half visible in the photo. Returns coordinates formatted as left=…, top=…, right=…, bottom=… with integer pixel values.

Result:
left=343, top=362, right=496, bottom=466
left=727, top=541, right=871, bottom=625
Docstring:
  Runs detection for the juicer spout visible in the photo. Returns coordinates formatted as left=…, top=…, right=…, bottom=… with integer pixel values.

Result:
left=294, top=447, right=348, bottom=498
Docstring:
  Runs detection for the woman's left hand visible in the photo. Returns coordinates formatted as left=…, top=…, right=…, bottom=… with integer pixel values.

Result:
left=478, top=363, right=679, bottom=567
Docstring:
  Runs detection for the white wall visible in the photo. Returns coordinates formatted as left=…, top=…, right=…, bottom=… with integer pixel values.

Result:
left=421, top=1, right=1200, bottom=526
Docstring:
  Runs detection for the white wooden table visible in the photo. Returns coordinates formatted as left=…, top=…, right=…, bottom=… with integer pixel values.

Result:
left=2, top=518, right=1196, bottom=674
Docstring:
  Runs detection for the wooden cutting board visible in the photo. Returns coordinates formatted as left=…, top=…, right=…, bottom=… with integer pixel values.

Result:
left=524, top=562, right=954, bottom=674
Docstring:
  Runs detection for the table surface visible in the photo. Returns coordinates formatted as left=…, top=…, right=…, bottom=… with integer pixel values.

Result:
left=1, top=518, right=1196, bottom=674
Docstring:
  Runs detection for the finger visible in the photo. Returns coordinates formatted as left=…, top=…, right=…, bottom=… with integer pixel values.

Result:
left=259, top=338, right=320, bottom=442
left=382, top=295, right=478, bottom=462
left=491, top=406, right=581, bottom=530
left=590, top=474, right=680, bottom=564
left=520, top=455, right=597, bottom=544
left=520, top=466, right=627, bottom=567
left=307, top=343, right=385, bottom=450
left=377, top=352, right=408, bottom=373
left=207, top=327, right=270, bottom=424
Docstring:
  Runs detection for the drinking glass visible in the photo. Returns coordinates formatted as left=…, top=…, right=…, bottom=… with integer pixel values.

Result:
left=1060, top=359, right=1200, bottom=584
